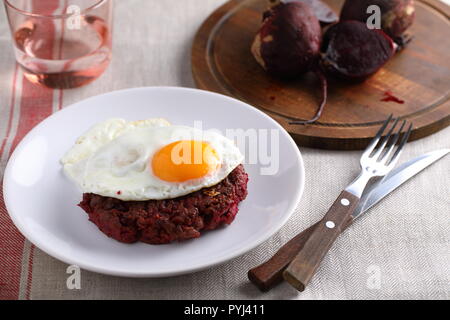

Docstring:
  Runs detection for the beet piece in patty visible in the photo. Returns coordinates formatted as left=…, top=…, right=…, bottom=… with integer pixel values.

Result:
left=79, top=165, right=249, bottom=244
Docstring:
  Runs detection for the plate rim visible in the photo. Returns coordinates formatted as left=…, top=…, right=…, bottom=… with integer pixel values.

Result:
left=3, top=86, right=305, bottom=278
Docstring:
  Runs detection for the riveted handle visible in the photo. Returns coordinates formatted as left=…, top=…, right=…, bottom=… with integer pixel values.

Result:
left=283, top=191, right=359, bottom=292
left=248, top=222, right=320, bottom=292
left=248, top=215, right=354, bottom=292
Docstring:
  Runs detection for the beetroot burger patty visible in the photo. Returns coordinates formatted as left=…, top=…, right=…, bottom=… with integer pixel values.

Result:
left=79, top=165, right=248, bottom=244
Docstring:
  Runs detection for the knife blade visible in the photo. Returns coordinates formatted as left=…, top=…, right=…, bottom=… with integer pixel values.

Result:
left=354, top=148, right=449, bottom=218
left=248, top=148, right=449, bottom=292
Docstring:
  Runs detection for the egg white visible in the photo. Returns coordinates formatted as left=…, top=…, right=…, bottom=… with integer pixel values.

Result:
left=61, top=119, right=244, bottom=201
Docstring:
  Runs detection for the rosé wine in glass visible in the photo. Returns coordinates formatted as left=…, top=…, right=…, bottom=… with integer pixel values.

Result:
left=5, top=0, right=113, bottom=89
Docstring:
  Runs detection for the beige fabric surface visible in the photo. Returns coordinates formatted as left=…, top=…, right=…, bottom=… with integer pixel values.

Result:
left=0, top=0, right=449, bottom=300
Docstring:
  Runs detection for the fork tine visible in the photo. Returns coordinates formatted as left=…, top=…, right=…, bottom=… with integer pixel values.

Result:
left=379, top=119, right=406, bottom=163
left=373, top=117, right=400, bottom=160
left=388, top=123, right=413, bottom=166
left=363, top=114, right=393, bottom=157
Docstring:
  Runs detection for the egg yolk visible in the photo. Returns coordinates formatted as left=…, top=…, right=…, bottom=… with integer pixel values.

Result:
left=152, top=140, right=220, bottom=182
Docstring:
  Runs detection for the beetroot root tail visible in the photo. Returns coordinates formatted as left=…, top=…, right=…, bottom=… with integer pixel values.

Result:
left=290, top=70, right=328, bottom=125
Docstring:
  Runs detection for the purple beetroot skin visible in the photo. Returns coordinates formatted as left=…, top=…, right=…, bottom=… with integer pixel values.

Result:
left=340, top=0, right=416, bottom=41
left=321, top=20, right=396, bottom=81
left=251, top=1, right=322, bottom=78
left=284, top=0, right=338, bottom=24
left=251, top=3, right=399, bottom=124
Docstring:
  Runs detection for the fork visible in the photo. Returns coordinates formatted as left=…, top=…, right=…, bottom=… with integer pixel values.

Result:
left=283, top=115, right=412, bottom=291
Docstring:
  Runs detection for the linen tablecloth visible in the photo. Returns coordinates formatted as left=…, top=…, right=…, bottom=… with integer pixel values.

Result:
left=0, top=0, right=449, bottom=300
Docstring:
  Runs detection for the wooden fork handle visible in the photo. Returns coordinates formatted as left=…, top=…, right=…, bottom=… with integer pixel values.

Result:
left=248, top=221, right=321, bottom=292
left=283, top=191, right=359, bottom=291
left=248, top=212, right=353, bottom=292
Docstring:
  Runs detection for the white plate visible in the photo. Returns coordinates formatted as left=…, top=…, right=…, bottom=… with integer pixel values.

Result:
left=3, top=87, right=304, bottom=277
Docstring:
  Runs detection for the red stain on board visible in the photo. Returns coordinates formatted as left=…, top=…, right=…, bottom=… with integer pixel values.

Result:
left=270, top=96, right=276, bottom=101
left=381, top=91, right=405, bottom=104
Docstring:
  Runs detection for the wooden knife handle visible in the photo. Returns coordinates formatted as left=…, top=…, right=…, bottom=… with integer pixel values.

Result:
left=248, top=216, right=353, bottom=292
left=283, top=191, right=359, bottom=291
left=248, top=222, right=320, bottom=292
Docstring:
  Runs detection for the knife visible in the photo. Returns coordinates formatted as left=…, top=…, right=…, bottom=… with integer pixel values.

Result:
left=354, top=148, right=450, bottom=217
left=248, top=149, right=449, bottom=292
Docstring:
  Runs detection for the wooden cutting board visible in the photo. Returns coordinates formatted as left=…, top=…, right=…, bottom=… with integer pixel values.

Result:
left=192, top=0, right=450, bottom=150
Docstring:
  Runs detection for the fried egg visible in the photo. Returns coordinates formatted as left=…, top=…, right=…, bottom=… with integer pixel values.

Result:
left=61, top=118, right=244, bottom=201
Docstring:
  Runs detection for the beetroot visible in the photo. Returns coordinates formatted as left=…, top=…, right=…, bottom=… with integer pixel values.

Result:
left=251, top=1, right=322, bottom=78
left=321, top=21, right=395, bottom=81
left=340, top=0, right=415, bottom=41
left=285, top=0, right=338, bottom=24
left=251, top=2, right=398, bottom=124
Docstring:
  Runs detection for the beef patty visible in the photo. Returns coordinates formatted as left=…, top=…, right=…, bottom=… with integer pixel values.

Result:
left=79, top=165, right=248, bottom=244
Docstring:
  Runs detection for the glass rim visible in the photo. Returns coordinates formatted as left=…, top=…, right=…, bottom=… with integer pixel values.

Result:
left=4, top=0, right=108, bottom=18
